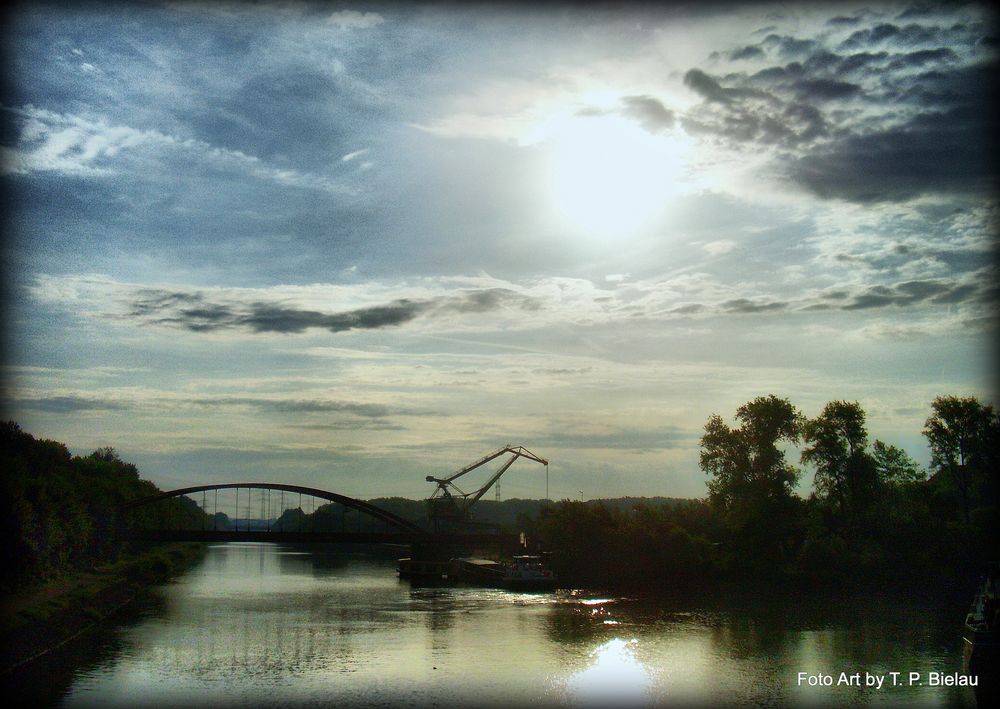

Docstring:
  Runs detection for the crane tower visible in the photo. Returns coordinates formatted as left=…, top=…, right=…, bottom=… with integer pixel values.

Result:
left=425, top=445, right=548, bottom=532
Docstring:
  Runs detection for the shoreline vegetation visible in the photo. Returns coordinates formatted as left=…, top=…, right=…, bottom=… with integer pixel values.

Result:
left=0, top=542, right=205, bottom=674
left=2, top=392, right=996, bottom=670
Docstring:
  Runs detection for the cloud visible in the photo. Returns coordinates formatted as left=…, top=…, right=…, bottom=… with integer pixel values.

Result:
left=1, top=105, right=353, bottom=193
left=837, top=22, right=948, bottom=51
left=720, top=298, right=788, bottom=314
left=189, top=397, right=423, bottom=417
left=30, top=263, right=997, bottom=346
left=327, top=10, right=385, bottom=30
left=6, top=390, right=433, bottom=420
left=791, top=77, right=861, bottom=101
left=702, top=240, right=737, bottom=256
left=341, top=148, right=370, bottom=162
left=683, top=68, right=734, bottom=104
left=760, top=33, right=817, bottom=58
left=121, top=284, right=541, bottom=335
left=840, top=277, right=993, bottom=311
left=620, top=95, right=675, bottom=132
left=730, top=45, right=765, bottom=61
left=679, top=13, right=997, bottom=204
left=11, top=395, right=128, bottom=413
left=789, top=99, right=998, bottom=202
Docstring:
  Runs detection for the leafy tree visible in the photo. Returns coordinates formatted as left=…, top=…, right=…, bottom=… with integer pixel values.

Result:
left=701, top=395, right=803, bottom=516
left=1, top=422, right=209, bottom=591
left=700, top=395, right=804, bottom=571
left=871, top=440, right=925, bottom=486
left=801, top=401, right=880, bottom=529
left=923, top=396, right=999, bottom=524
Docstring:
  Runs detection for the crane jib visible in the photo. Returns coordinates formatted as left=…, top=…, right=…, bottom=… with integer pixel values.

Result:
left=426, top=445, right=548, bottom=528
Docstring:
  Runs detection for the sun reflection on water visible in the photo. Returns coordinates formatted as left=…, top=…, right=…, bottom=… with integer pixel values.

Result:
left=564, top=638, right=653, bottom=706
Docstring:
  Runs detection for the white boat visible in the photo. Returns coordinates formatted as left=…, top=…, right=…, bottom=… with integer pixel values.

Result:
left=501, top=555, right=557, bottom=591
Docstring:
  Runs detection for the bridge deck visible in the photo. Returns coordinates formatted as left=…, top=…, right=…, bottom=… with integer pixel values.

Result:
left=134, top=529, right=521, bottom=546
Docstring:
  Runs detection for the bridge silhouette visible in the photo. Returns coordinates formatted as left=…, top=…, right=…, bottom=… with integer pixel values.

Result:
left=122, top=482, right=521, bottom=550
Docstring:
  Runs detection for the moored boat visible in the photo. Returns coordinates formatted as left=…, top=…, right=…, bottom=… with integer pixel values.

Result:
left=397, top=557, right=450, bottom=582
left=451, top=557, right=506, bottom=584
left=964, top=562, right=999, bottom=706
left=501, top=554, right=557, bottom=591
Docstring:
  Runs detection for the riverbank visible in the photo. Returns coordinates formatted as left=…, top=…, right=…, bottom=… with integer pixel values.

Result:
left=0, top=542, right=206, bottom=674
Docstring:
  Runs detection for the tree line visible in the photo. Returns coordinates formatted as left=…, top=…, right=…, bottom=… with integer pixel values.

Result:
left=1, top=421, right=206, bottom=593
left=528, top=394, right=998, bottom=592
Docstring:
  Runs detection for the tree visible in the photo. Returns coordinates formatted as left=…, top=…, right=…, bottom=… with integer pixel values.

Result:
left=700, top=395, right=804, bottom=570
left=701, top=395, right=804, bottom=513
left=870, top=440, right=925, bottom=487
left=923, top=396, right=999, bottom=524
left=801, top=401, right=879, bottom=529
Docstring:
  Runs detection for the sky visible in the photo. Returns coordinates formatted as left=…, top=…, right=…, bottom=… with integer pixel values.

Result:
left=1, top=1, right=997, bottom=502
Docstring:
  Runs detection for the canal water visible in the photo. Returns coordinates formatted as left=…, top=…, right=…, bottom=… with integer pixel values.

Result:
left=15, top=543, right=975, bottom=707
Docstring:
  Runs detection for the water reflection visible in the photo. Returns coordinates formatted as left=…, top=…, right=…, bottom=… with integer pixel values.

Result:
left=34, top=544, right=976, bottom=707
left=563, top=638, right=652, bottom=706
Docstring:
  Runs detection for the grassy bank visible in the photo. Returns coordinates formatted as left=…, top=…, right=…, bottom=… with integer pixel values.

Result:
left=0, top=542, right=206, bottom=674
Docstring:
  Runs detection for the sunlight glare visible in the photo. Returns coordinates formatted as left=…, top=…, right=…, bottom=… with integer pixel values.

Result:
left=564, top=638, right=653, bottom=706
left=545, top=113, right=686, bottom=237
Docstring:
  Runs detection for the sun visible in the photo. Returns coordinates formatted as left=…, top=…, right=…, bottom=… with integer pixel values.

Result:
left=542, top=112, right=687, bottom=237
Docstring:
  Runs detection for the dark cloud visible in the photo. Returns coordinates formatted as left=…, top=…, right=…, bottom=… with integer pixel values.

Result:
left=124, top=288, right=540, bottom=334
left=840, top=278, right=987, bottom=310
left=801, top=50, right=843, bottom=74
left=670, top=303, right=707, bottom=315
left=720, top=298, right=788, bottom=313
left=191, top=397, right=418, bottom=418
left=129, top=290, right=203, bottom=318
left=885, top=47, right=959, bottom=70
left=13, top=395, right=127, bottom=413
left=683, top=69, right=733, bottom=103
left=681, top=12, right=995, bottom=203
left=761, top=34, right=816, bottom=58
left=620, top=95, right=675, bottom=132
left=731, top=45, right=764, bottom=61
left=681, top=72, right=825, bottom=147
left=239, top=301, right=424, bottom=334
left=668, top=275, right=991, bottom=319
left=792, top=77, right=862, bottom=100
left=827, top=16, right=862, bottom=27
left=838, top=23, right=948, bottom=50
left=789, top=93, right=998, bottom=202
left=842, top=286, right=902, bottom=310
left=835, top=51, right=890, bottom=75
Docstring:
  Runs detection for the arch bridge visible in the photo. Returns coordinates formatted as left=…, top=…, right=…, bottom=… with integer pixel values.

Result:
left=121, top=482, right=519, bottom=549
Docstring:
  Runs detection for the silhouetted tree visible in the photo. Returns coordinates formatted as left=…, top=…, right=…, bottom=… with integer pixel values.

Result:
left=700, top=395, right=804, bottom=572
left=1, top=422, right=208, bottom=591
left=802, top=401, right=880, bottom=530
left=870, top=440, right=925, bottom=486
left=923, top=396, right=998, bottom=524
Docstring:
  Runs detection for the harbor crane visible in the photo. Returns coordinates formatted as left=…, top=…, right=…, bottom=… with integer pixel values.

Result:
left=426, top=445, right=548, bottom=532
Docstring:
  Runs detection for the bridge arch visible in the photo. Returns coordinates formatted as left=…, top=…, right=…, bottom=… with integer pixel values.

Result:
left=122, top=482, right=427, bottom=535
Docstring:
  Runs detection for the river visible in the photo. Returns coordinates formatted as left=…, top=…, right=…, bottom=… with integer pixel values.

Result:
left=12, top=542, right=976, bottom=707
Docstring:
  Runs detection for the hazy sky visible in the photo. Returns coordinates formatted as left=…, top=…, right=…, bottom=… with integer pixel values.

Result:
left=2, top=1, right=997, bottom=501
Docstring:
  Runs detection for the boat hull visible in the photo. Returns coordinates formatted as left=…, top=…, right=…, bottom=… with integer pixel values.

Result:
left=964, top=625, right=1000, bottom=705
left=397, top=557, right=450, bottom=582
left=501, top=577, right=558, bottom=591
